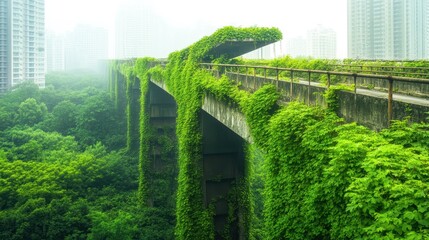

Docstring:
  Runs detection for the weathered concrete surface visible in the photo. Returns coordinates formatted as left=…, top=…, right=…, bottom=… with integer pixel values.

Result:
left=150, top=79, right=252, bottom=142
left=149, top=78, right=248, bottom=239
left=226, top=72, right=429, bottom=130
left=201, top=111, right=247, bottom=240
left=150, top=79, right=172, bottom=96
left=345, top=76, right=429, bottom=98
left=202, top=93, right=252, bottom=143
left=146, top=82, right=178, bottom=207
left=337, top=90, right=429, bottom=130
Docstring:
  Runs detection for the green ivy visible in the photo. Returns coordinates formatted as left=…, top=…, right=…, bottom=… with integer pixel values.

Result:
left=160, top=26, right=282, bottom=239
left=134, top=58, right=155, bottom=206
left=110, top=25, right=429, bottom=240
left=323, top=85, right=354, bottom=112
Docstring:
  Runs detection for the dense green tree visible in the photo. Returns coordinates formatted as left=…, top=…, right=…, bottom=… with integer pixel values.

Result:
left=75, top=92, right=123, bottom=149
left=0, top=127, right=78, bottom=162
left=0, top=71, right=136, bottom=239
left=15, top=98, right=48, bottom=126
left=49, top=100, right=79, bottom=135
left=88, top=210, right=138, bottom=240
left=0, top=106, right=13, bottom=131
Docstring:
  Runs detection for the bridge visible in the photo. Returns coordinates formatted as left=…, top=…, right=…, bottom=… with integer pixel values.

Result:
left=109, top=27, right=429, bottom=240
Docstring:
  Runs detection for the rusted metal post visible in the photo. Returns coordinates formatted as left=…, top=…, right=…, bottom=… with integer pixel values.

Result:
left=327, top=72, right=331, bottom=89
left=353, top=74, right=357, bottom=94
left=290, top=70, right=294, bottom=100
left=353, top=74, right=358, bottom=122
left=276, top=69, right=279, bottom=88
left=253, top=67, right=256, bottom=89
left=388, top=77, right=393, bottom=126
left=308, top=71, right=311, bottom=104
left=245, top=67, right=248, bottom=82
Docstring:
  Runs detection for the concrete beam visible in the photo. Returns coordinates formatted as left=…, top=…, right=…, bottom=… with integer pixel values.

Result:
left=202, top=93, right=252, bottom=143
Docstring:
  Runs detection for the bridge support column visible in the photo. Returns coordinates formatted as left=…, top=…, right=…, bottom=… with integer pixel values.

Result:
left=201, top=111, right=248, bottom=240
left=126, top=75, right=141, bottom=153
left=145, top=82, right=178, bottom=208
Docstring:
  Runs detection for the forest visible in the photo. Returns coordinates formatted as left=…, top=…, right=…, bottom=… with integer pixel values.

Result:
left=0, top=72, right=174, bottom=239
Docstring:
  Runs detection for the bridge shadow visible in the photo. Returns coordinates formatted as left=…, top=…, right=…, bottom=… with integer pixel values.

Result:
left=202, top=110, right=246, bottom=240
left=147, top=82, right=178, bottom=208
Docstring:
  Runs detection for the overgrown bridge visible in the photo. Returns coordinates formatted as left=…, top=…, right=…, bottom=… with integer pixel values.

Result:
left=109, top=27, right=429, bottom=240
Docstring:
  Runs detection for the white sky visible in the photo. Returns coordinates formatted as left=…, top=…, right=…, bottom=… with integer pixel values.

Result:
left=45, top=0, right=348, bottom=58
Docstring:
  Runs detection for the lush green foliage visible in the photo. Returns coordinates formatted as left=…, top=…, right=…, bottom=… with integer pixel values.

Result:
left=0, top=73, right=147, bottom=239
left=112, top=57, right=178, bottom=239
left=110, top=26, right=429, bottom=240
left=109, top=26, right=283, bottom=239
left=158, top=26, right=282, bottom=239
left=243, top=85, right=429, bottom=239
left=243, top=57, right=429, bottom=82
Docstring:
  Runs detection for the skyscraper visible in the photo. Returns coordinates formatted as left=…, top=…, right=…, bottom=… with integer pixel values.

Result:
left=0, top=0, right=45, bottom=93
left=348, top=0, right=428, bottom=60
left=307, top=26, right=337, bottom=59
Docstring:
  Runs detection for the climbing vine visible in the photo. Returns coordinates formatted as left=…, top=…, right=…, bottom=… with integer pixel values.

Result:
left=244, top=87, right=429, bottom=239
left=119, top=63, right=140, bottom=153
left=110, top=25, right=429, bottom=240
left=134, top=57, right=155, bottom=206
left=157, top=26, right=282, bottom=240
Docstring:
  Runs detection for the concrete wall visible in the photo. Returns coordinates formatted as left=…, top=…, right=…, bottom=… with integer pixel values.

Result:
left=149, top=79, right=248, bottom=239
left=345, top=76, right=429, bottom=98
left=147, top=82, right=178, bottom=207
left=225, top=72, right=429, bottom=130
left=337, top=91, right=429, bottom=130
left=202, top=93, right=252, bottom=143
left=201, top=111, right=246, bottom=240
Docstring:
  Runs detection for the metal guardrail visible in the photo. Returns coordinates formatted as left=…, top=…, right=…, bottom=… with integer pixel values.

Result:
left=328, top=64, right=429, bottom=78
left=200, top=63, right=429, bottom=126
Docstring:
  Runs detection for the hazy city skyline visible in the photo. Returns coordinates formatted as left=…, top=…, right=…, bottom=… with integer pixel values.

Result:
left=348, top=0, right=428, bottom=60
left=45, top=0, right=348, bottom=59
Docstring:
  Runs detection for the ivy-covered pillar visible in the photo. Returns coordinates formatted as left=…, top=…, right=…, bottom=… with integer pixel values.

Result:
left=135, top=57, right=179, bottom=237
left=126, top=74, right=141, bottom=153
left=145, top=82, right=178, bottom=207
left=201, top=111, right=250, bottom=240
left=115, top=72, right=127, bottom=114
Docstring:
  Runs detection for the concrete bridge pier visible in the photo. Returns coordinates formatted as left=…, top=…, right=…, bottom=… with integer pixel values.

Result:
left=146, top=82, right=178, bottom=207
left=201, top=111, right=247, bottom=240
left=127, top=75, right=141, bottom=153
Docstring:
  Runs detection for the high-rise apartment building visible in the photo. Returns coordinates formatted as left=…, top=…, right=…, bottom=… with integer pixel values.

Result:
left=307, top=26, right=337, bottom=59
left=0, top=0, right=45, bottom=93
left=348, top=0, right=428, bottom=60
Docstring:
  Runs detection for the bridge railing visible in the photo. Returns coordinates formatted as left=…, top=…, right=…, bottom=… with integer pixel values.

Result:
left=200, top=63, right=429, bottom=124
left=328, top=64, right=429, bottom=78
